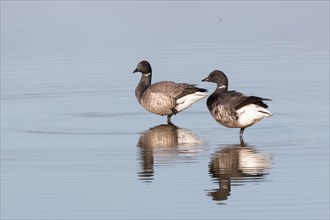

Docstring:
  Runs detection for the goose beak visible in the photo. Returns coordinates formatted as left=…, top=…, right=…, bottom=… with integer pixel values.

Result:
left=133, top=68, right=139, bottom=73
left=202, top=77, right=209, bottom=82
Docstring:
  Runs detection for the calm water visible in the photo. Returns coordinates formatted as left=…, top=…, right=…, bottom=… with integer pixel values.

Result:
left=1, top=2, right=329, bottom=220
left=2, top=41, right=329, bottom=219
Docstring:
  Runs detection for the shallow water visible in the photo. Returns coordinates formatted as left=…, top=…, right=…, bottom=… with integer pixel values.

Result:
left=1, top=2, right=329, bottom=220
left=2, top=41, right=329, bottom=219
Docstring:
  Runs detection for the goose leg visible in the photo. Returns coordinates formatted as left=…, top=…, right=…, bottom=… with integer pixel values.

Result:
left=239, top=128, right=245, bottom=145
left=167, top=115, right=172, bottom=124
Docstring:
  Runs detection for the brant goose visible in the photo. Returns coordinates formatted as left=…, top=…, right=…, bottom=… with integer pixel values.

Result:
left=133, top=60, right=208, bottom=124
left=202, top=70, right=272, bottom=144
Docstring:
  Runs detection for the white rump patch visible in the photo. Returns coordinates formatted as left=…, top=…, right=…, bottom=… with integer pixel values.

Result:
left=236, top=104, right=272, bottom=127
left=175, top=92, right=208, bottom=112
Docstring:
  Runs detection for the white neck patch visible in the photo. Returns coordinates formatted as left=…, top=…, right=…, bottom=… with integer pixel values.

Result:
left=217, top=84, right=226, bottom=89
left=144, top=73, right=151, bottom=76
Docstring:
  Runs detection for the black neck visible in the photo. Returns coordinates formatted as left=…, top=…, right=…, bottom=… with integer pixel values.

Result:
left=206, top=85, right=227, bottom=111
left=214, top=85, right=227, bottom=94
left=135, top=73, right=152, bottom=103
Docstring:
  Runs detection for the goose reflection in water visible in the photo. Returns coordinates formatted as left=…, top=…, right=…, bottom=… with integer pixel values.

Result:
left=137, top=124, right=204, bottom=182
left=207, top=144, right=271, bottom=204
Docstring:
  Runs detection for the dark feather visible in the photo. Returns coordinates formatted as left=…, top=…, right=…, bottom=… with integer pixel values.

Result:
left=235, top=96, right=272, bottom=110
left=173, top=84, right=208, bottom=100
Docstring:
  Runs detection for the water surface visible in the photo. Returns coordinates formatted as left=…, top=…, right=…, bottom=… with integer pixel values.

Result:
left=1, top=2, right=329, bottom=220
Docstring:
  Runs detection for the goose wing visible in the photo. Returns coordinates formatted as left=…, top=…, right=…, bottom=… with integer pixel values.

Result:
left=212, top=91, right=271, bottom=110
left=148, top=81, right=206, bottom=100
left=208, top=91, right=244, bottom=127
left=234, top=95, right=272, bottom=110
left=209, top=91, right=245, bottom=110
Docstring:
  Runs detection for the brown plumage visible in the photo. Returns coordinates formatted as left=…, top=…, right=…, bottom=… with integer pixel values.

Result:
left=133, top=60, right=208, bottom=124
